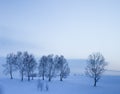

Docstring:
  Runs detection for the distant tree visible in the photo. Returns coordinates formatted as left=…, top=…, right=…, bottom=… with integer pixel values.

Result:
left=29, top=55, right=37, bottom=80
left=39, top=55, right=70, bottom=81
left=3, top=53, right=17, bottom=79
left=16, top=51, right=37, bottom=81
left=54, top=55, right=60, bottom=75
left=56, top=55, right=70, bottom=81
left=38, top=56, right=48, bottom=80
left=46, top=54, right=55, bottom=82
left=85, top=52, right=107, bottom=87
left=16, top=51, right=26, bottom=81
left=24, top=52, right=37, bottom=81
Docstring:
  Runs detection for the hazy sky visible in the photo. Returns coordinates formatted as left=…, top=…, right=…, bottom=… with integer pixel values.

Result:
left=0, top=0, right=120, bottom=70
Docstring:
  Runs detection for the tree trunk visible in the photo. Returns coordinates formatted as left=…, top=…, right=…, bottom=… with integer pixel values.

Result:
left=28, top=75, right=30, bottom=81
left=48, top=77, right=51, bottom=82
left=28, top=77, right=30, bottom=81
left=60, top=73, right=63, bottom=81
left=60, top=77, right=63, bottom=81
left=42, top=73, right=44, bottom=80
left=94, top=78, right=97, bottom=87
left=21, top=75, right=23, bottom=81
left=10, top=71, right=13, bottom=79
left=21, top=72, right=24, bottom=81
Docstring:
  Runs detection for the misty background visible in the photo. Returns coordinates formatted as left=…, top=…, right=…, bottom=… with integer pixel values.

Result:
left=0, top=0, right=120, bottom=71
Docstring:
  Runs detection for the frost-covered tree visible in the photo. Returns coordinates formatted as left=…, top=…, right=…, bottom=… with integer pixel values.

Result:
left=56, top=55, right=70, bottom=81
left=38, top=54, right=70, bottom=82
left=46, top=54, right=56, bottom=82
left=16, top=51, right=37, bottom=81
left=29, top=55, right=37, bottom=80
left=38, top=56, right=48, bottom=80
left=53, top=55, right=60, bottom=74
left=24, top=52, right=37, bottom=81
left=16, top=51, right=26, bottom=81
left=3, top=53, right=17, bottom=79
left=85, top=52, right=107, bottom=87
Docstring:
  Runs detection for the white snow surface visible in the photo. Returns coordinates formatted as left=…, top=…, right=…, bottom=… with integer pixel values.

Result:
left=0, top=75, right=120, bottom=94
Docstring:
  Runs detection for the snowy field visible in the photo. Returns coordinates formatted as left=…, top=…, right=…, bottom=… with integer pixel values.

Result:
left=0, top=75, right=120, bottom=94
left=0, top=57, right=120, bottom=94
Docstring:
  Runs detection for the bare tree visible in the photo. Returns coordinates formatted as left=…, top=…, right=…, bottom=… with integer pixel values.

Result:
left=24, top=52, right=37, bottom=81
left=3, top=53, right=17, bottom=79
left=56, top=55, right=70, bottom=81
left=29, top=55, right=37, bottom=80
left=85, top=52, right=107, bottom=87
left=16, top=51, right=26, bottom=81
left=46, top=54, right=55, bottom=82
left=38, top=56, right=48, bottom=80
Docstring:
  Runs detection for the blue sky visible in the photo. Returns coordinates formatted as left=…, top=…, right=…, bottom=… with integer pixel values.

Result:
left=0, top=0, right=120, bottom=70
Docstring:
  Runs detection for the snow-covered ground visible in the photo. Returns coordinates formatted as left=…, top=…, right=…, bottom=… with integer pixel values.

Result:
left=0, top=57, right=120, bottom=94
left=0, top=75, right=120, bottom=94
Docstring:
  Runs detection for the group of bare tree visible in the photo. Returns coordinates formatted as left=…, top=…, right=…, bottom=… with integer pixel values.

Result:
left=3, top=51, right=37, bottom=81
left=38, top=55, right=70, bottom=82
left=3, top=51, right=70, bottom=82
left=3, top=51, right=107, bottom=87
